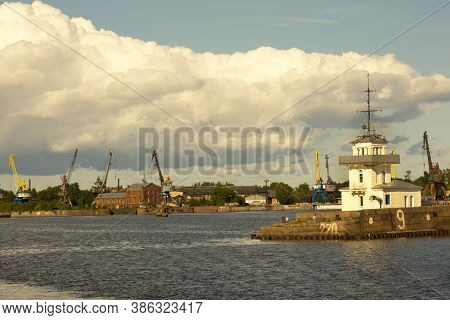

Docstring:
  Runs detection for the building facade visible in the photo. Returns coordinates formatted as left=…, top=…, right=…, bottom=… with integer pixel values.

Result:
left=179, top=186, right=277, bottom=205
left=94, top=192, right=126, bottom=209
left=125, top=183, right=161, bottom=207
left=339, top=135, right=422, bottom=211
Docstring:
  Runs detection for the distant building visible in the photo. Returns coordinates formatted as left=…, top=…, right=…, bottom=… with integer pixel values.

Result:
left=94, top=192, right=126, bottom=209
left=177, top=185, right=277, bottom=205
left=125, top=183, right=161, bottom=207
left=244, top=194, right=266, bottom=205
left=245, top=190, right=278, bottom=205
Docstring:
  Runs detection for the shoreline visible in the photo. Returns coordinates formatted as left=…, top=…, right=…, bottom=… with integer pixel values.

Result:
left=2, top=204, right=314, bottom=218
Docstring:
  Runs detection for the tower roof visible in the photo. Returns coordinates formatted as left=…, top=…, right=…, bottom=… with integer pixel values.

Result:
left=372, top=179, right=422, bottom=191
left=350, top=134, right=387, bottom=145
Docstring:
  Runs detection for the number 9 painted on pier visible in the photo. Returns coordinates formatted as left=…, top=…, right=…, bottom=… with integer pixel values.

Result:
left=396, top=209, right=406, bottom=230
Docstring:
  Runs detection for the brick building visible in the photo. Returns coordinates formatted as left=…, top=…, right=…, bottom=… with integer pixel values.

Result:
left=125, top=183, right=161, bottom=207
left=94, top=192, right=126, bottom=209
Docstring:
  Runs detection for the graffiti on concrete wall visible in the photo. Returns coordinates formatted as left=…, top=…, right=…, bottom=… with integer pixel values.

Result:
left=319, top=222, right=338, bottom=234
left=396, top=209, right=406, bottom=230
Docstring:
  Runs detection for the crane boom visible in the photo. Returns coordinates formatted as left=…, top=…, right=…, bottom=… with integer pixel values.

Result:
left=151, top=150, right=165, bottom=186
left=66, top=149, right=78, bottom=184
left=9, top=153, right=31, bottom=203
left=315, top=149, right=321, bottom=184
left=149, top=149, right=175, bottom=215
left=325, top=154, right=331, bottom=184
left=102, top=150, right=113, bottom=189
left=8, top=154, right=28, bottom=193
left=312, top=150, right=328, bottom=203
left=422, top=131, right=433, bottom=177
left=60, top=149, right=78, bottom=206
left=421, top=131, right=447, bottom=200
left=91, top=150, right=114, bottom=195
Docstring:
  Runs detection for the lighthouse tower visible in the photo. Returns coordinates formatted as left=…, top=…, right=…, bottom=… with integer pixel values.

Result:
left=339, top=75, right=422, bottom=211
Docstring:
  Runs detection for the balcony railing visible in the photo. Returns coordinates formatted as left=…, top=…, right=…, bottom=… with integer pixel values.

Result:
left=351, top=182, right=366, bottom=190
left=339, top=154, right=400, bottom=165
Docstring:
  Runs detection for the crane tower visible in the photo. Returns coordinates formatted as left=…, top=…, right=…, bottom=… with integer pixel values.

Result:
left=8, top=154, right=31, bottom=203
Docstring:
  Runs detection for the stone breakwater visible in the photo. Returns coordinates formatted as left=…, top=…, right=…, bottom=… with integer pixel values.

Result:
left=11, top=209, right=109, bottom=218
left=253, top=205, right=450, bottom=241
left=5, top=204, right=313, bottom=218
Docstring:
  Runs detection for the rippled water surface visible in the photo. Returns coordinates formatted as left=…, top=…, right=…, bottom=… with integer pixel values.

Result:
left=0, top=212, right=448, bottom=299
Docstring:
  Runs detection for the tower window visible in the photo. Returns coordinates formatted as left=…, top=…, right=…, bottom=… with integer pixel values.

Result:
left=385, top=194, right=391, bottom=205
left=359, top=196, right=364, bottom=207
left=359, top=171, right=363, bottom=183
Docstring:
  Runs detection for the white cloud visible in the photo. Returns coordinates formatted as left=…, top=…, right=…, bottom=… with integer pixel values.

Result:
left=0, top=1, right=449, bottom=183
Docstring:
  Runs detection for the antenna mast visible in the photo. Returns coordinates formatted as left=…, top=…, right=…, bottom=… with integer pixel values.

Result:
left=360, top=74, right=381, bottom=136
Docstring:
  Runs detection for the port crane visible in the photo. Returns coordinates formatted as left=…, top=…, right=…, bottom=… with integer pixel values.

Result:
left=8, top=153, right=31, bottom=203
left=92, top=150, right=113, bottom=195
left=422, top=131, right=446, bottom=200
left=324, top=154, right=336, bottom=192
left=59, top=149, right=78, bottom=206
left=311, top=150, right=328, bottom=203
left=150, top=150, right=175, bottom=214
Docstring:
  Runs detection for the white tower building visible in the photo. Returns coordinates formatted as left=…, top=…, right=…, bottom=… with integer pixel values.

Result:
left=339, top=76, right=422, bottom=211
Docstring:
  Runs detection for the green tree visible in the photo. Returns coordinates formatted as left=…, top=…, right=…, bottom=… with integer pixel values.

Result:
left=412, top=171, right=430, bottom=187
left=444, top=169, right=450, bottom=188
left=36, top=186, right=60, bottom=202
left=332, top=181, right=348, bottom=200
left=294, top=183, right=312, bottom=203
left=76, top=190, right=95, bottom=209
left=67, top=183, right=81, bottom=206
left=270, top=182, right=294, bottom=205
left=210, top=186, right=239, bottom=205
left=186, top=197, right=211, bottom=206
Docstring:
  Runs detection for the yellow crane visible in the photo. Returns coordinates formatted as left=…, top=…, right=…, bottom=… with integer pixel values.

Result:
left=312, top=149, right=328, bottom=203
left=315, top=149, right=321, bottom=184
left=391, top=149, right=396, bottom=180
left=8, top=153, right=31, bottom=203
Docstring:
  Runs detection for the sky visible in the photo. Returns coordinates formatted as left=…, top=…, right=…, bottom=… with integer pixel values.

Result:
left=0, top=0, right=449, bottom=190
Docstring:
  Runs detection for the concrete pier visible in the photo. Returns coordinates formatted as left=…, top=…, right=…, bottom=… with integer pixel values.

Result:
left=253, top=205, right=450, bottom=240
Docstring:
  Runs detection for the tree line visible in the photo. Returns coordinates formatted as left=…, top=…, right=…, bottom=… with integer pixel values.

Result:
left=1, top=169, right=448, bottom=210
left=0, top=183, right=94, bottom=212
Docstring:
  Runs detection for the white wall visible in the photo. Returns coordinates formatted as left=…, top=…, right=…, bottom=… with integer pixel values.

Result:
left=352, top=142, right=387, bottom=155
left=341, top=189, right=422, bottom=211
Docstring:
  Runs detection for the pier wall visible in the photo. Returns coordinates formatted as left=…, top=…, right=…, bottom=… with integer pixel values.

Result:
left=11, top=209, right=109, bottom=218
left=193, top=204, right=312, bottom=213
left=255, top=205, right=450, bottom=240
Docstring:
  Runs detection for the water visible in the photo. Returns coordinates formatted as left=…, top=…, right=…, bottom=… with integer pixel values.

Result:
left=0, top=211, right=448, bottom=299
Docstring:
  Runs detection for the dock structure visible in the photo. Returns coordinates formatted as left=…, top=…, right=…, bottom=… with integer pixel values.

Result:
left=253, top=75, right=450, bottom=241
left=253, top=206, right=450, bottom=241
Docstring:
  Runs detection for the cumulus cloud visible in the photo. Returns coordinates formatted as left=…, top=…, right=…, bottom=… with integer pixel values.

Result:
left=407, top=142, right=422, bottom=155
left=390, top=135, right=409, bottom=145
left=0, top=1, right=450, bottom=178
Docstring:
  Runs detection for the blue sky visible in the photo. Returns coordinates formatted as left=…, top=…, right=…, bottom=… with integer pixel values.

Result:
left=0, top=1, right=449, bottom=190
left=14, top=0, right=450, bottom=75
